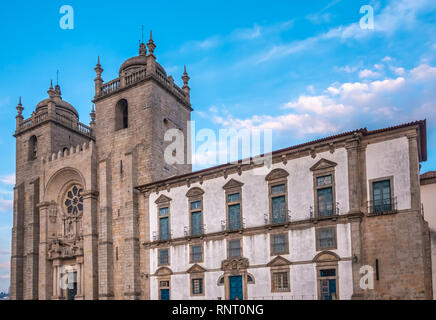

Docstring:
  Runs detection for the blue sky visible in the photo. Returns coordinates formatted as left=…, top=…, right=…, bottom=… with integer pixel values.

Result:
left=0, top=0, right=435, bottom=292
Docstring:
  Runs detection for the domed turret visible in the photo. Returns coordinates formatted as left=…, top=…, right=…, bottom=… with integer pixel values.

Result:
left=35, top=82, right=79, bottom=120
left=119, top=33, right=167, bottom=77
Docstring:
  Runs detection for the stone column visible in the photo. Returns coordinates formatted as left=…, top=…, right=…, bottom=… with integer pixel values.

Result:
left=407, top=132, right=421, bottom=211
left=346, top=135, right=367, bottom=299
left=82, top=190, right=99, bottom=300
left=98, top=158, right=114, bottom=299
left=346, top=136, right=362, bottom=214
left=11, top=184, right=25, bottom=300
left=74, top=256, right=84, bottom=300
left=25, top=178, right=40, bottom=300
left=123, top=151, right=141, bottom=300
left=38, top=202, right=52, bottom=300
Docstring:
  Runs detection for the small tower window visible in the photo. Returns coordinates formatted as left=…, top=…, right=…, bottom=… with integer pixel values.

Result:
left=28, top=135, right=38, bottom=161
left=115, top=99, right=128, bottom=131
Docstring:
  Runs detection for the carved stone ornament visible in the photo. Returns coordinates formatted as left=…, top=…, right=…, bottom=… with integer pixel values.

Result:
left=221, top=257, right=249, bottom=272
left=310, top=158, right=338, bottom=172
left=47, top=237, right=84, bottom=260
left=155, top=194, right=172, bottom=204
left=186, top=187, right=205, bottom=198
left=222, top=178, right=244, bottom=190
left=265, top=168, right=289, bottom=181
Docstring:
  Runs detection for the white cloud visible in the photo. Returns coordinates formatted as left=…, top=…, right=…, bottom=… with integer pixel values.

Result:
left=210, top=109, right=337, bottom=136
left=306, top=12, right=332, bottom=25
left=391, top=66, right=405, bottom=76
left=0, top=200, right=13, bottom=212
left=0, top=262, right=9, bottom=270
left=283, top=95, right=352, bottom=115
left=231, top=24, right=262, bottom=40
left=205, top=63, right=435, bottom=142
left=335, top=65, right=360, bottom=73
left=410, top=64, right=436, bottom=80
left=256, top=0, right=436, bottom=64
left=0, top=174, right=15, bottom=185
left=0, top=275, right=9, bottom=280
left=359, top=69, right=382, bottom=79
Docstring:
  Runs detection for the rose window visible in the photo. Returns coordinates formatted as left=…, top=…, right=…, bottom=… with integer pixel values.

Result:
left=64, top=186, right=83, bottom=215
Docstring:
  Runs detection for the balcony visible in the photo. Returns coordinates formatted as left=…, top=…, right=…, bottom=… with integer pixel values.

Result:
left=96, top=67, right=189, bottom=105
left=221, top=218, right=246, bottom=232
left=264, top=210, right=292, bottom=226
left=153, top=230, right=173, bottom=242
left=184, top=225, right=207, bottom=238
left=367, top=197, right=397, bottom=216
left=16, top=112, right=94, bottom=140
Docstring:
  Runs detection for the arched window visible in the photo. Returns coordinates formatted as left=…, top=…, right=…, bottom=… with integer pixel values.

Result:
left=115, top=99, right=128, bottom=130
left=28, top=135, right=38, bottom=161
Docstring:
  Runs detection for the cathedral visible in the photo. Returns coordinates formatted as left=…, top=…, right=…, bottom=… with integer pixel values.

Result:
left=10, top=34, right=433, bottom=300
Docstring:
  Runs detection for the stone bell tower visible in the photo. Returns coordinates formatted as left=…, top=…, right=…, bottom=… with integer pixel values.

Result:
left=11, top=82, right=94, bottom=300
left=92, top=32, right=192, bottom=299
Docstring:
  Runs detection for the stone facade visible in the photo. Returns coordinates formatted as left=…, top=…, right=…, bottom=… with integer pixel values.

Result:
left=139, top=121, right=432, bottom=300
left=420, top=171, right=436, bottom=299
left=10, top=35, right=433, bottom=300
left=11, top=36, right=191, bottom=300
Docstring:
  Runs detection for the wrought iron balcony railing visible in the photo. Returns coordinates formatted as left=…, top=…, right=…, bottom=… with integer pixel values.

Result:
left=221, top=218, right=246, bottom=232
left=264, top=210, right=292, bottom=226
left=184, top=225, right=207, bottom=237
left=367, top=197, right=397, bottom=216
left=153, top=230, right=173, bottom=242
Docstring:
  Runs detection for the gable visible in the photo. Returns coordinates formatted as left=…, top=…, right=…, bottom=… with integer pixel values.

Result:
left=222, top=178, right=244, bottom=190
left=155, top=266, right=173, bottom=276
left=187, top=264, right=207, bottom=274
left=312, top=251, right=340, bottom=263
left=155, top=194, right=172, bottom=204
left=265, top=168, right=289, bottom=181
left=267, top=256, right=291, bottom=267
left=310, top=158, right=337, bottom=172
left=186, top=187, right=205, bottom=198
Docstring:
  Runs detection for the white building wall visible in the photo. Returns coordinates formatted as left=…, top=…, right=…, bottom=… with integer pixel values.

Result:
left=421, top=182, right=436, bottom=299
left=366, top=137, right=411, bottom=210
left=148, top=146, right=355, bottom=299
left=149, top=148, right=350, bottom=240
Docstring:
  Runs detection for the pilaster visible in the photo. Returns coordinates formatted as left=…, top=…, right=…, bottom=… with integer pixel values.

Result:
left=82, top=190, right=99, bottom=300
left=98, top=158, right=114, bottom=299
left=407, top=132, right=421, bottom=211
left=37, top=201, right=52, bottom=300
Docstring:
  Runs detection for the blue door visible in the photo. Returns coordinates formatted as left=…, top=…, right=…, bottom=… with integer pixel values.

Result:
left=320, top=279, right=337, bottom=300
left=160, top=289, right=170, bottom=300
left=229, top=276, right=243, bottom=300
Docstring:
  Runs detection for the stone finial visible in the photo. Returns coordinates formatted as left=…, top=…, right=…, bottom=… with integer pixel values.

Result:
left=94, top=56, right=103, bottom=76
left=54, top=84, right=62, bottom=98
left=16, top=97, right=23, bottom=116
left=94, top=56, right=104, bottom=97
left=182, top=65, right=191, bottom=99
left=90, top=104, right=96, bottom=129
left=47, top=80, right=56, bottom=99
left=16, top=97, right=24, bottom=128
left=139, top=42, right=147, bottom=56
left=147, top=30, right=156, bottom=56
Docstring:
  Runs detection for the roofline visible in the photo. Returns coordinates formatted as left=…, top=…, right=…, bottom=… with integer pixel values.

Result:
left=136, top=120, right=427, bottom=191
